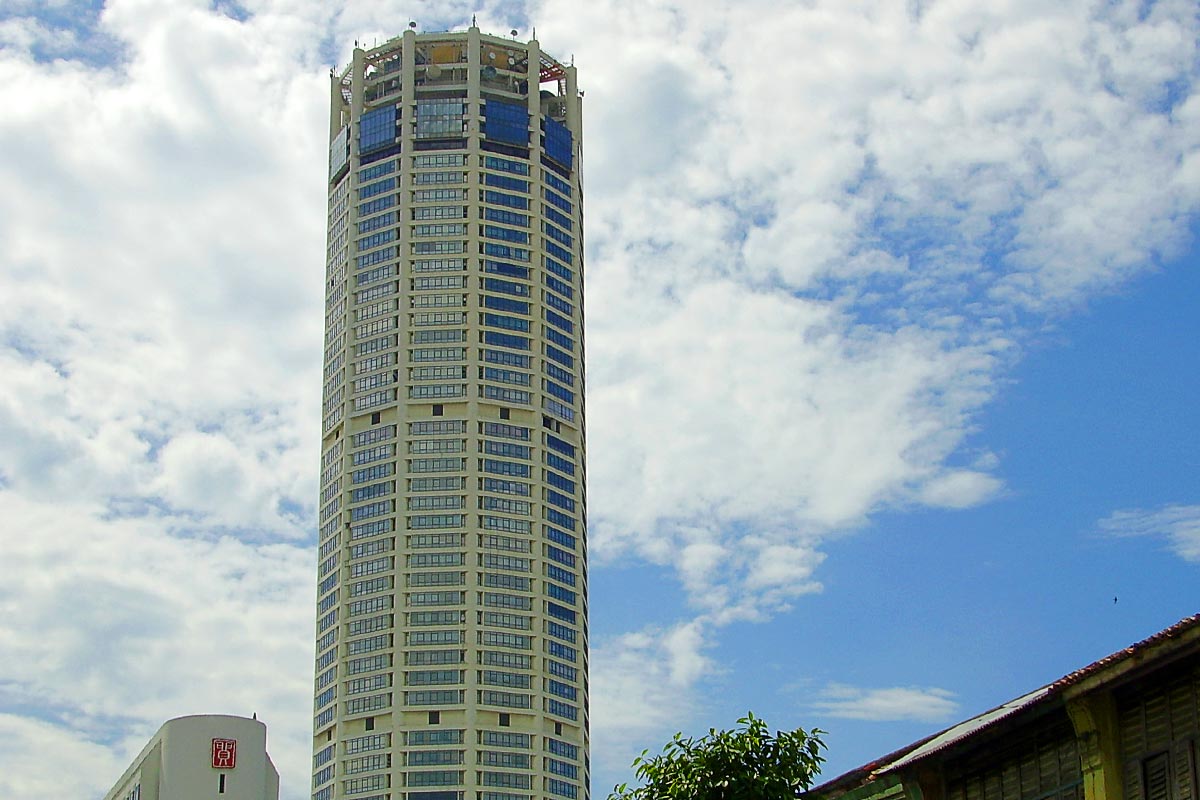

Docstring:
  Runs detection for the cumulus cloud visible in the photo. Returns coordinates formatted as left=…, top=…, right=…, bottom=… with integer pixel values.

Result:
left=0, top=714, right=128, bottom=797
left=812, top=684, right=960, bottom=722
left=1098, top=504, right=1200, bottom=563
left=536, top=0, right=1199, bottom=754
left=590, top=620, right=715, bottom=779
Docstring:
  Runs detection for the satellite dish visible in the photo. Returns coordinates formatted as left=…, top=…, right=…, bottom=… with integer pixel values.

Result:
left=482, top=65, right=498, bottom=80
left=427, top=64, right=442, bottom=78
left=408, top=21, right=417, bottom=29
left=510, top=29, right=518, bottom=37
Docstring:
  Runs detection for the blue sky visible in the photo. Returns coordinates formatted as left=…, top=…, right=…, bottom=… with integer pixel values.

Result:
left=0, top=0, right=1197, bottom=797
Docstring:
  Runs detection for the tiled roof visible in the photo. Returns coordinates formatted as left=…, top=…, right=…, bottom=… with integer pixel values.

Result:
left=807, top=614, right=1200, bottom=797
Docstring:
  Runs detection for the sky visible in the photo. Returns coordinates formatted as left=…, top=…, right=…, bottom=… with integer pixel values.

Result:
left=0, top=0, right=1197, bottom=796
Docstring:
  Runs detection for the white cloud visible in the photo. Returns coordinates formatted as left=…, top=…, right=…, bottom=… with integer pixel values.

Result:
left=812, top=684, right=960, bottom=722
left=0, top=493, right=315, bottom=796
left=590, top=620, right=715, bottom=782
left=918, top=469, right=1004, bottom=509
left=0, top=714, right=128, bottom=797
left=1099, top=504, right=1200, bottom=563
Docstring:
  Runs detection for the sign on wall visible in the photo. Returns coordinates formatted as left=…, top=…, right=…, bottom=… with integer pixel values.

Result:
left=211, top=738, right=237, bottom=770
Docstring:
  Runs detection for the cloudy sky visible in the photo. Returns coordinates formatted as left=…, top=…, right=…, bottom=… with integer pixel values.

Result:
left=0, top=0, right=1197, bottom=796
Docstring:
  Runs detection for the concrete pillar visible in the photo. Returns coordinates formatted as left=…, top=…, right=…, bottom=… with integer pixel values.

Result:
left=1067, top=693, right=1124, bottom=800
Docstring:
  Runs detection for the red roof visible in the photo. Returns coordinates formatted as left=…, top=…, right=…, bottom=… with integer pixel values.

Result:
left=808, top=614, right=1200, bottom=797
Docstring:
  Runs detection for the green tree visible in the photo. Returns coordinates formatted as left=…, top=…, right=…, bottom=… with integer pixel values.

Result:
left=609, top=713, right=826, bottom=800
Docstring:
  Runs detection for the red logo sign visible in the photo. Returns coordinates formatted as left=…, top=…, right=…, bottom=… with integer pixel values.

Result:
left=212, top=738, right=237, bottom=769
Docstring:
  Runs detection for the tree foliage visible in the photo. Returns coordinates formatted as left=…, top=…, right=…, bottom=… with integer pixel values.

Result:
left=609, top=713, right=826, bottom=800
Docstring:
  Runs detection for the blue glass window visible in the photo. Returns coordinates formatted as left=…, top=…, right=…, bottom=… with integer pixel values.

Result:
left=545, top=172, right=572, bottom=197
left=547, top=621, right=576, bottom=641
left=545, top=310, right=573, bottom=334
left=483, top=243, right=531, bottom=262
left=485, top=278, right=529, bottom=297
left=485, top=208, right=529, bottom=227
left=545, top=328, right=574, bottom=351
left=484, top=313, right=530, bottom=333
left=358, top=177, right=396, bottom=200
left=483, top=260, right=530, bottom=279
left=483, top=349, right=531, bottom=368
left=547, top=489, right=575, bottom=512
left=356, top=247, right=396, bottom=269
left=545, top=189, right=572, bottom=214
left=360, top=105, right=398, bottom=153
left=546, top=565, right=575, bottom=587
left=546, top=583, right=576, bottom=605
left=544, top=257, right=573, bottom=282
left=547, top=738, right=579, bottom=758
left=485, top=441, right=532, bottom=460
left=544, top=117, right=573, bottom=168
left=416, top=100, right=465, bottom=139
left=544, top=206, right=572, bottom=230
left=482, top=459, right=531, bottom=478
left=549, top=544, right=576, bottom=568
left=545, top=346, right=573, bottom=370
left=546, top=509, right=575, bottom=531
left=484, top=99, right=529, bottom=146
left=546, top=435, right=575, bottom=458
left=545, top=362, right=573, bottom=387
left=545, top=526, right=575, bottom=549
left=484, top=331, right=531, bottom=350
left=546, top=638, right=576, bottom=659
left=359, top=195, right=395, bottom=216
left=544, top=224, right=572, bottom=248
left=357, top=229, right=395, bottom=251
left=545, top=276, right=573, bottom=300
left=358, top=212, right=396, bottom=234
left=548, top=677, right=577, bottom=698
left=544, top=290, right=573, bottom=315
left=483, top=368, right=531, bottom=387
left=484, top=190, right=529, bottom=210
left=545, top=381, right=574, bottom=405
left=546, top=453, right=574, bottom=476
left=484, top=296, right=530, bottom=315
left=358, top=160, right=396, bottom=182
left=357, top=158, right=396, bottom=181
left=545, top=472, right=575, bottom=494
left=485, top=173, right=529, bottom=193
left=484, top=225, right=530, bottom=244
left=545, top=242, right=573, bottom=265
left=484, top=155, right=530, bottom=175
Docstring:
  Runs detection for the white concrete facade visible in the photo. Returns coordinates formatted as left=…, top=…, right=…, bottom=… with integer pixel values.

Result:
left=104, top=714, right=279, bottom=800
left=315, top=23, right=587, bottom=800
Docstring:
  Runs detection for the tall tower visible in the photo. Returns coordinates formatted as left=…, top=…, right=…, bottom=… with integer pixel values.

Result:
left=314, top=24, right=587, bottom=800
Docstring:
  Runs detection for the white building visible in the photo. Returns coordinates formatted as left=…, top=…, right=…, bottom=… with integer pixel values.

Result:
left=315, top=22, right=587, bottom=800
left=104, top=714, right=279, bottom=800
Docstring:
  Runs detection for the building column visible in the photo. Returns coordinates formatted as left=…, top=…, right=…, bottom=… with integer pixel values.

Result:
left=1067, top=692, right=1124, bottom=800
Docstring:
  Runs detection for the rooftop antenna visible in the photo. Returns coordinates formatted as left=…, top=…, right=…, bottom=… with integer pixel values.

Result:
left=472, top=14, right=477, bottom=26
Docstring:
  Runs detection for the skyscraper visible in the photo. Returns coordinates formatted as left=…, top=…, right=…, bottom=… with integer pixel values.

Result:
left=314, top=24, right=587, bottom=800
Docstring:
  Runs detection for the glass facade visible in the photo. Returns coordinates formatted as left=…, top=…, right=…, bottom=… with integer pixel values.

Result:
left=316, top=25, right=587, bottom=800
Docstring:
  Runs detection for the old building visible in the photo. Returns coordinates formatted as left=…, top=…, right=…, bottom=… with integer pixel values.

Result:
left=808, top=615, right=1200, bottom=800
